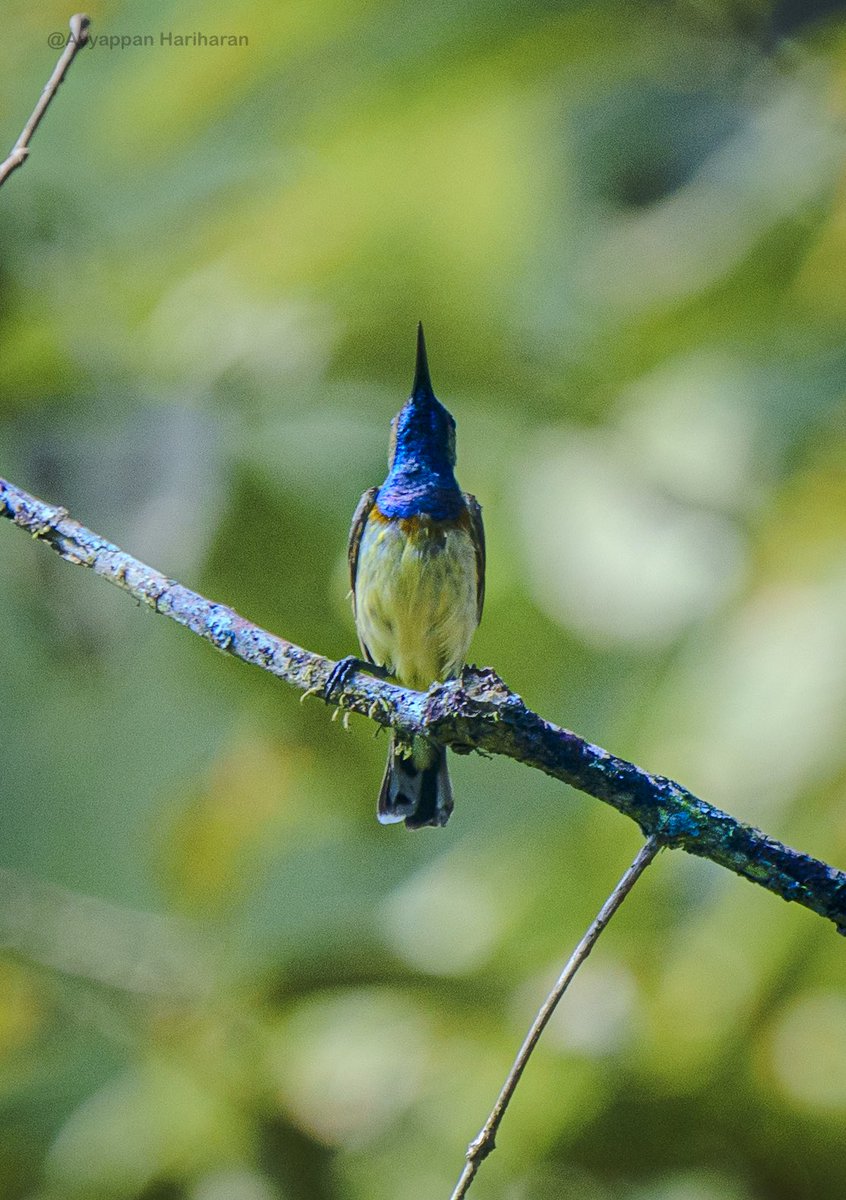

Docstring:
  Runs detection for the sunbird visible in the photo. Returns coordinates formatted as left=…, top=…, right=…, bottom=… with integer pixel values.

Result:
left=332, top=325, right=485, bottom=828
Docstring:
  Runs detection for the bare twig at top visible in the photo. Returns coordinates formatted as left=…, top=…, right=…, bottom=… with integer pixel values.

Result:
left=0, top=14, right=90, bottom=189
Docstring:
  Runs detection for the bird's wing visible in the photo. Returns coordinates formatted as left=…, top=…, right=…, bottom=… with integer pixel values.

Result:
left=464, top=492, right=486, bottom=623
left=347, top=487, right=379, bottom=664
left=348, top=486, right=378, bottom=592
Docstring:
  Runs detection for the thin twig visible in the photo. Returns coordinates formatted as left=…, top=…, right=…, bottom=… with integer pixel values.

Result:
left=1, top=476, right=845, bottom=931
left=450, top=835, right=661, bottom=1200
left=0, top=14, right=90, bottom=189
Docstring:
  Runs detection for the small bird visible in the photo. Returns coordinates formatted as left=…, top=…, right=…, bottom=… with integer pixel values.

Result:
left=338, top=324, right=484, bottom=828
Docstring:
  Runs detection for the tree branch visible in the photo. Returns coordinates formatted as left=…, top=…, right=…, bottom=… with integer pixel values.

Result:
left=0, top=14, right=90, bottom=189
left=2, top=475, right=845, bottom=933
left=450, top=835, right=661, bottom=1199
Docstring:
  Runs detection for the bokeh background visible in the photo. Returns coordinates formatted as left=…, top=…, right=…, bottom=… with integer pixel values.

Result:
left=1, top=1, right=846, bottom=1197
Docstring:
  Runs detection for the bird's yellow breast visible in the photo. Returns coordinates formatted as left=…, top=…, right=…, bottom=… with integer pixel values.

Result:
left=353, top=512, right=479, bottom=690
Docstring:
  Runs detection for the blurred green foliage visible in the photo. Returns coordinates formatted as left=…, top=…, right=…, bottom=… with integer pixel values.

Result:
left=1, top=1, right=846, bottom=1197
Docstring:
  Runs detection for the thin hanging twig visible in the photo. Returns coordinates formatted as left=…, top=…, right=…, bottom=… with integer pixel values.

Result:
left=0, top=14, right=90, bottom=189
left=449, top=835, right=662, bottom=1199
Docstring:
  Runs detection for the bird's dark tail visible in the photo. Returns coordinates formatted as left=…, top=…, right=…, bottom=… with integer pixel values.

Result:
left=378, top=733, right=453, bottom=829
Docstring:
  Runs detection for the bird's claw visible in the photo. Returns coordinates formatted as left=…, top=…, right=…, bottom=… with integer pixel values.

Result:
left=324, top=655, right=363, bottom=702
left=324, top=656, right=391, bottom=703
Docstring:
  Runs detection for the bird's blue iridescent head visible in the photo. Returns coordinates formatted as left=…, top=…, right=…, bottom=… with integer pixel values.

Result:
left=377, top=325, right=463, bottom=521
